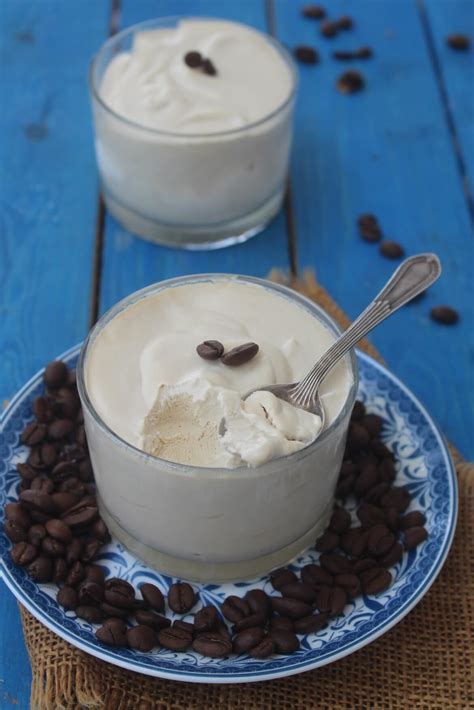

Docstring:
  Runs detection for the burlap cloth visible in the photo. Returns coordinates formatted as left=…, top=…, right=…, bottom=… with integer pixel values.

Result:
left=18, top=273, right=473, bottom=709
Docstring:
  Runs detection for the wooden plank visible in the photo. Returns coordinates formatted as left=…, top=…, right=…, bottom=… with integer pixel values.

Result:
left=98, top=0, right=291, bottom=313
left=0, top=0, right=110, bottom=704
left=272, top=0, right=474, bottom=458
left=422, top=0, right=474, bottom=220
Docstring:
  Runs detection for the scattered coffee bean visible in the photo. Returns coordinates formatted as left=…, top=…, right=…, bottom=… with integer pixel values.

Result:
left=337, top=70, right=364, bottom=94
left=302, top=4, right=326, bottom=20
left=293, top=45, right=319, bottom=64
left=44, top=361, right=68, bottom=388
left=360, top=567, right=392, bottom=595
left=280, top=582, right=317, bottom=603
left=84, top=564, right=105, bottom=585
left=193, top=632, right=232, bottom=658
left=11, top=541, right=37, bottom=566
left=379, top=240, right=405, bottom=259
left=184, top=50, right=202, bottom=68
left=294, top=613, right=329, bottom=634
left=196, top=340, right=224, bottom=360
left=249, top=635, right=274, bottom=659
left=127, top=625, right=157, bottom=651
left=337, top=15, right=353, bottom=30
left=78, top=580, right=104, bottom=606
left=321, top=20, right=339, bottom=38
left=173, top=620, right=194, bottom=635
left=270, top=628, right=300, bottom=653
left=270, top=567, right=298, bottom=591
left=404, top=526, right=428, bottom=550
left=194, top=605, right=218, bottom=633
left=301, top=564, right=333, bottom=589
left=221, top=342, right=259, bottom=367
left=76, top=605, right=103, bottom=624
left=316, top=586, right=347, bottom=615
left=399, top=511, right=426, bottom=530
left=245, top=589, right=271, bottom=618
left=357, top=214, right=382, bottom=242
left=61, top=501, right=98, bottom=528
left=430, top=305, right=459, bottom=325
left=100, top=602, right=129, bottom=620
left=57, top=586, right=79, bottom=610
left=233, top=627, right=265, bottom=654
left=202, top=58, right=217, bottom=76
left=233, top=612, right=267, bottom=633
left=271, top=597, right=312, bottom=620
left=446, top=34, right=470, bottom=51
left=96, top=621, right=128, bottom=647
left=104, top=578, right=135, bottom=609
left=140, top=583, right=165, bottom=612
left=333, top=50, right=354, bottom=61
left=135, top=610, right=170, bottom=630
left=168, top=582, right=195, bottom=613
left=222, top=595, right=250, bottom=622
left=356, top=46, right=373, bottom=59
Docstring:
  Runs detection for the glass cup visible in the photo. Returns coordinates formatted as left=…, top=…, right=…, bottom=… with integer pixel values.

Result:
left=89, top=17, right=298, bottom=250
left=77, top=275, right=358, bottom=582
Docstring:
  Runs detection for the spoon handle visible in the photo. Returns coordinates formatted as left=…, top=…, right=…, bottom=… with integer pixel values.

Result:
left=295, top=254, right=441, bottom=400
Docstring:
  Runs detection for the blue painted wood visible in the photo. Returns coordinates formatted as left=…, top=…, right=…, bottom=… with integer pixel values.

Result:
left=0, top=0, right=110, bottom=705
left=273, top=0, right=474, bottom=459
left=98, top=0, right=291, bottom=312
left=423, top=0, right=474, bottom=209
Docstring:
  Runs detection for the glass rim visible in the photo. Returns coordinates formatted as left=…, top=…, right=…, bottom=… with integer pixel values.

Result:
left=88, top=15, right=299, bottom=140
left=77, top=274, right=359, bottom=476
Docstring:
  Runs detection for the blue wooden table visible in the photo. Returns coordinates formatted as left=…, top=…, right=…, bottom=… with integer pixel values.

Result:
left=1, top=0, right=473, bottom=705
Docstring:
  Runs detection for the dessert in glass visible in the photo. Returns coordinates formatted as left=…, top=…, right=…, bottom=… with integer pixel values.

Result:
left=77, top=275, right=357, bottom=582
left=89, top=18, right=298, bottom=249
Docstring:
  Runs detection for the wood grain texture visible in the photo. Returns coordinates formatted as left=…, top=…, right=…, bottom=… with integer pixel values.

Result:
left=0, top=1, right=110, bottom=705
left=273, top=0, right=474, bottom=459
left=98, top=0, right=291, bottom=313
left=422, top=0, right=474, bottom=221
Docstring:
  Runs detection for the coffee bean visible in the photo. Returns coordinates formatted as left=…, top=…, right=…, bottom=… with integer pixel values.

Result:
left=5, top=519, right=28, bottom=543
left=40, top=442, right=58, bottom=468
left=333, top=50, right=355, bottom=61
left=194, top=605, right=218, bottom=633
left=316, top=586, right=347, bottom=615
left=52, top=558, right=68, bottom=583
left=221, top=595, right=250, bottom=622
left=294, top=612, right=329, bottom=634
left=51, top=461, right=79, bottom=483
left=58, top=477, right=85, bottom=496
left=102, top=617, right=127, bottom=631
left=337, top=15, right=353, bottom=30
left=184, top=50, right=202, bottom=68
left=354, top=464, right=379, bottom=497
left=352, top=557, right=377, bottom=574
left=78, top=580, right=104, bottom=606
left=334, top=573, right=361, bottom=598
left=363, top=414, right=382, bottom=438
left=293, top=45, right=319, bottom=64
left=61, top=501, right=98, bottom=528
left=48, top=419, right=75, bottom=441
left=270, top=628, right=300, bottom=653
left=76, top=605, right=104, bottom=624
left=44, top=361, right=68, bottom=388
left=51, top=492, right=77, bottom=514
left=27, top=555, right=52, bottom=582
left=378, top=458, right=396, bottom=484
left=380, top=486, right=410, bottom=513
left=17, top=463, right=36, bottom=482
left=371, top=440, right=393, bottom=460
left=233, top=627, right=265, bottom=654
left=173, top=620, right=195, bottom=635
left=27, top=447, right=49, bottom=470
left=302, top=5, right=326, bottom=20
left=367, top=525, right=395, bottom=557
left=28, top=524, right=46, bottom=547
left=446, top=34, right=470, bottom=51
left=319, top=553, right=352, bottom=575
left=11, top=541, right=37, bottom=566
left=202, top=59, right=217, bottom=76
left=140, top=583, right=164, bottom=612
left=105, top=577, right=135, bottom=595
left=104, top=579, right=135, bottom=609
left=33, top=396, right=54, bottom=423
left=90, top=518, right=109, bottom=543
left=301, top=564, right=333, bottom=589
left=271, top=597, right=312, bottom=620
left=135, top=610, right=170, bottom=630
left=54, top=388, right=80, bottom=419
left=245, top=589, right=271, bottom=618
left=81, top=538, right=102, bottom=563
left=45, top=519, right=72, bottom=544
left=269, top=616, right=294, bottom=632
left=321, top=20, right=338, bottom=38
left=328, top=506, right=351, bottom=534
left=66, top=538, right=83, bottom=566
left=100, top=602, right=129, bottom=620
left=280, top=582, right=317, bottom=603
left=357, top=503, right=386, bottom=529
left=21, top=421, right=48, bottom=446
left=404, top=526, right=428, bottom=550
left=430, top=305, right=459, bottom=325
left=360, top=567, right=392, bottom=595
left=270, top=567, right=298, bottom=591
left=57, top=586, right=79, bottom=610
left=65, top=561, right=85, bottom=587
left=364, top=482, right=391, bottom=506
left=379, top=541, right=404, bottom=568
left=399, top=511, right=426, bottom=530
left=356, top=46, right=373, bottom=59
left=233, top=612, right=267, bottom=633
left=250, top=635, right=274, bottom=659
left=196, top=340, right=224, bottom=360
left=337, top=70, right=364, bottom=94
left=96, top=622, right=128, bottom=647
left=347, top=423, right=370, bottom=451
left=315, top=531, right=340, bottom=552
left=221, top=342, right=259, bottom=367
left=41, top=536, right=66, bottom=558
left=193, top=631, right=232, bottom=658
left=20, top=489, right=57, bottom=514
left=379, top=241, right=404, bottom=259
left=30, top=476, right=54, bottom=494
left=348, top=528, right=369, bottom=558
left=158, top=626, right=192, bottom=651
left=168, top=582, right=195, bottom=613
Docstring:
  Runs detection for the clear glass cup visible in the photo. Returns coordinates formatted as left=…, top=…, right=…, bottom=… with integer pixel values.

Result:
left=77, top=275, right=358, bottom=582
left=89, top=17, right=298, bottom=250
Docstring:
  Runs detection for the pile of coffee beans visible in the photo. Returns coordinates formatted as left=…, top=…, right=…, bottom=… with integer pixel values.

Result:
left=4, top=360, right=428, bottom=659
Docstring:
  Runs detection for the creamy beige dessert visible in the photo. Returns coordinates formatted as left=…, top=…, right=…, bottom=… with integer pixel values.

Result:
left=79, top=276, right=356, bottom=581
left=90, top=18, right=297, bottom=245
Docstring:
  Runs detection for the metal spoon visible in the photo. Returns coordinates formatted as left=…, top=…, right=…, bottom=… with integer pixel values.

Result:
left=244, top=253, right=441, bottom=433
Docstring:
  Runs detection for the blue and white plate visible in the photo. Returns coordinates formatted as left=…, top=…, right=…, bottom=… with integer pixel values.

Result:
left=0, top=345, right=457, bottom=683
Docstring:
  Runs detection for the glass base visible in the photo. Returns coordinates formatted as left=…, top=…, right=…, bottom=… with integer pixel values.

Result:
left=98, top=494, right=332, bottom=583
left=102, top=187, right=284, bottom=250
